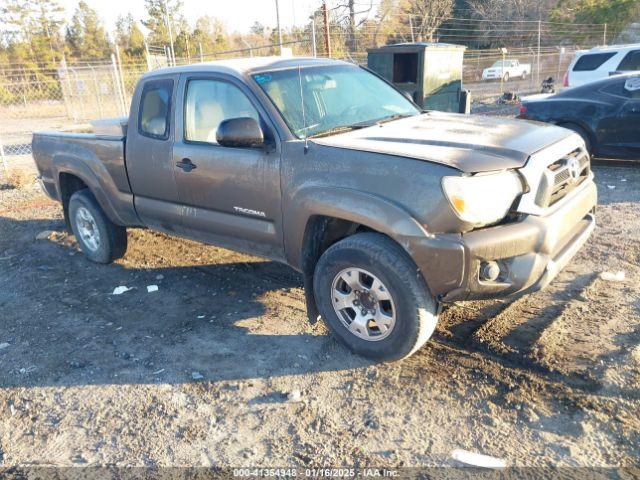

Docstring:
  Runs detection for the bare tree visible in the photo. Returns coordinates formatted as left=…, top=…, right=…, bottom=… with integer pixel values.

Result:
left=399, top=0, right=454, bottom=42
left=332, top=0, right=374, bottom=52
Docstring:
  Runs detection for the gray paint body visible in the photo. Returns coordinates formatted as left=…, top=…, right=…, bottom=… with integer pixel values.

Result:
left=32, top=57, right=597, bottom=305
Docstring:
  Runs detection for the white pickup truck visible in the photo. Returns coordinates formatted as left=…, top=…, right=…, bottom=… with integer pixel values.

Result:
left=482, top=59, right=531, bottom=81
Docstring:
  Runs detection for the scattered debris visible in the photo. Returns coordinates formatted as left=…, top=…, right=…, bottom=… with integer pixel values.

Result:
left=155, top=274, right=164, bottom=280
left=451, top=449, right=507, bottom=469
left=607, top=185, right=616, bottom=190
left=287, top=390, right=302, bottom=402
left=146, top=285, right=159, bottom=293
left=600, top=271, right=626, bottom=282
left=152, top=368, right=165, bottom=375
left=112, top=286, right=133, bottom=295
left=191, top=372, right=204, bottom=381
left=35, top=230, right=54, bottom=241
left=497, top=92, right=520, bottom=104
left=197, top=315, right=206, bottom=319
left=0, top=342, right=9, bottom=350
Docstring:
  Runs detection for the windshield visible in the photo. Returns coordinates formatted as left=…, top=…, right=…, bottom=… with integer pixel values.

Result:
left=252, top=65, right=420, bottom=138
left=491, top=61, right=509, bottom=67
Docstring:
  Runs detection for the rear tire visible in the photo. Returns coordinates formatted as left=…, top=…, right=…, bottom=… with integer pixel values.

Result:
left=503, top=72, right=510, bottom=82
left=313, top=233, right=439, bottom=361
left=559, top=123, right=593, bottom=156
left=68, top=189, right=127, bottom=264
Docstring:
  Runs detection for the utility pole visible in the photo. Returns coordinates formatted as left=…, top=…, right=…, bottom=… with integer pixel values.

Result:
left=275, top=0, right=283, bottom=55
left=164, top=0, right=176, bottom=65
left=322, top=1, right=331, bottom=58
left=536, top=19, right=542, bottom=87
left=603, top=23, right=607, bottom=46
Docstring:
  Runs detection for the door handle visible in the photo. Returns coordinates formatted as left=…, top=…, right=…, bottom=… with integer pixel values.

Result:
left=176, top=158, right=197, bottom=172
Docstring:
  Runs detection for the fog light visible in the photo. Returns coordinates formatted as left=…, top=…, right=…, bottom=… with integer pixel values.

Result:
left=480, top=261, right=501, bottom=282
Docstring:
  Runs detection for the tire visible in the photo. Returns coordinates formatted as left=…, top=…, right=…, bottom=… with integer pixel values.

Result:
left=559, top=123, right=593, bottom=156
left=503, top=72, right=510, bottom=82
left=313, top=233, right=439, bottom=361
left=68, top=189, right=127, bottom=264
left=521, top=72, right=527, bottom=80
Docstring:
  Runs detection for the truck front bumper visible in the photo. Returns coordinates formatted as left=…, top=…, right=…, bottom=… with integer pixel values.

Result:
left=409, top=179, right=597, bottom=302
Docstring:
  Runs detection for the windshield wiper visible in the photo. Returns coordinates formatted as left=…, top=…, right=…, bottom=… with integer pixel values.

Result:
left=375, top=112, right=417, bottom=125
left=307, top=124, right=370, bottom=139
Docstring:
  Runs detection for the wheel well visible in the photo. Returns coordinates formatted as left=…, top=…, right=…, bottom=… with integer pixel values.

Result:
left=556, top=121, right=594, bottom=149
left=299, top=215, right=376, bottom=323
left=59, top=173, right=88, bottom=229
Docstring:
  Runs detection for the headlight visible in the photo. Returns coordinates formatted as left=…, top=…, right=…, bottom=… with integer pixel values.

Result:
left=442, top=170, right=523, bottom=227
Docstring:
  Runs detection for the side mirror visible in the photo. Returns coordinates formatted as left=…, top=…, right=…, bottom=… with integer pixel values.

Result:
left=216, top=117, right=264, bottom=148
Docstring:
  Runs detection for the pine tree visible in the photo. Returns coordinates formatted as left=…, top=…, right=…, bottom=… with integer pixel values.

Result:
left=65, top=1, right=111, bottom=60
left=116, top=13, right=146, bottom=60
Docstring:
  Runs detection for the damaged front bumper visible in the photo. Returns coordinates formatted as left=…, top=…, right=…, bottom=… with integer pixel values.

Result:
left=409, top=179, right=598, bottom=302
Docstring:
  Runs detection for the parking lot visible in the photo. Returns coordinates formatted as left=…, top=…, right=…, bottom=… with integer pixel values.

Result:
left=0, top=163, right=639, bottom=468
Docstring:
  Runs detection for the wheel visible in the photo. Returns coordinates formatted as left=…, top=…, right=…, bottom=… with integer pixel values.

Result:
left=521, top=72, right=527, bottom=80
left=313, top=233, right=439, bottom=361
left=68, top=189, right=127, bottom=264
left=503, top=72, right=510, bottom=82
left=559, top=123, right=593, bottom=156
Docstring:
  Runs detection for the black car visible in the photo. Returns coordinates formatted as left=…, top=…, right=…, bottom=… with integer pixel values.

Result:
left=519, top=74, right=640, bottom=160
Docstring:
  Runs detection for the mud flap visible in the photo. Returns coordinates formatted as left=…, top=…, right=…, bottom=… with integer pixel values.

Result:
left=304, top=272, right=320, bottom=324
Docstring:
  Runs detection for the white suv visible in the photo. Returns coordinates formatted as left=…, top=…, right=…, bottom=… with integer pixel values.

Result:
left=564, top=44, right=640, bottom=88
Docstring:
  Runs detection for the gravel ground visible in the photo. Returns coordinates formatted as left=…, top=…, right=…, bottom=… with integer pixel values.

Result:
left=0, top=163, right=639, bottom=470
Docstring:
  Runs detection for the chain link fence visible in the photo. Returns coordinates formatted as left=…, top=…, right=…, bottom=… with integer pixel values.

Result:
left=0, top=25, right=611, bottom=182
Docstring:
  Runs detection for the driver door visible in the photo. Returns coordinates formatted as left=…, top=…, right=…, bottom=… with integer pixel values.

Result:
left=172, top=74, right=284, bottom=260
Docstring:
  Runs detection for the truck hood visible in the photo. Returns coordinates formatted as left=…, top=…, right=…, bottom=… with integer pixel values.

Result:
left=312, top=111, right=574, bottom=173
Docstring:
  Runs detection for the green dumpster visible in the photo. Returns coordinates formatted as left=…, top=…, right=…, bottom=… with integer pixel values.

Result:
left=367, top=42, right=467, bottom=112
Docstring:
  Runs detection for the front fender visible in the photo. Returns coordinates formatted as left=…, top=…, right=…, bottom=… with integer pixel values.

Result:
left=284, top=186, right=427, bottom=269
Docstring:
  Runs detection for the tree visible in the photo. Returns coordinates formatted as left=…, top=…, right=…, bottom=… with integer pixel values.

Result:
left=115, top=13, right=146, bottom=60
left=399, top=0, right=455, bottom=42
left=551, top=0, right=640, bottom=29
left=142, top=0, right=183, bottom=48
left=65, top=1, right=111, bottom=60
left=191, top=15, right=228, bottom=56
left=1, top=0, right=65, bottom=67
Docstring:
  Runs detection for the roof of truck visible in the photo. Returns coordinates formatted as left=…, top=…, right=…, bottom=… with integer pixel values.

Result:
left=142, top=56, right=352, bottom=79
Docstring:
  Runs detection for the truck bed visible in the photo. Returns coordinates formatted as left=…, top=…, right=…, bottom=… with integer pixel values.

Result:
left=32, top=130, right=139, bottom=227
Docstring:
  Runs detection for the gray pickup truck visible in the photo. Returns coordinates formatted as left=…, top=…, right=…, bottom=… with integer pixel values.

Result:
left=33, top=57, right=597, bottom=360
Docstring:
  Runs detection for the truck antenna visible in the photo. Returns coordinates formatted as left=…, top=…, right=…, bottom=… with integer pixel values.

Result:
left=297, top=66, right=309, bottom=154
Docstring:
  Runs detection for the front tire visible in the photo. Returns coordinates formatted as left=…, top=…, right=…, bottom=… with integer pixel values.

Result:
left=313, top=233, right=438, bottom=361
left=68, top=189, right=127, bottom=264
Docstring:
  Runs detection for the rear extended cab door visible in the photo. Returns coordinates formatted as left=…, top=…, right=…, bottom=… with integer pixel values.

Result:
left=126, top=74, right=183, bottom=232
left=171, top=72, right=285, bottom=260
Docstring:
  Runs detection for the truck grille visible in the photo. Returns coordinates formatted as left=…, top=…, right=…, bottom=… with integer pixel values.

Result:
left=535, top=149, right=590, bottom=208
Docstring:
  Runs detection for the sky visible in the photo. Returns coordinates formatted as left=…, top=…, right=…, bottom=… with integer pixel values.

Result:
left=57, top=0, right=325, bottom=35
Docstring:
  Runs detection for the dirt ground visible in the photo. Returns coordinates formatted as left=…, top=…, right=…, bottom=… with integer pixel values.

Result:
left=0, top=163, right=639, bottom=470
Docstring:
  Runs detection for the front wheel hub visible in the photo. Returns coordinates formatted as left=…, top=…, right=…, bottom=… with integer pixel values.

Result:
left=331, top=268, right=396, bottom=341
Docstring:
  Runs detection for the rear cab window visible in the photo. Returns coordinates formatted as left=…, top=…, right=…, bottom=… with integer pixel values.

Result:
left=139, top=79, right=173, bottom=140
left=573, top=52, right=616, bottom=72
left=617, top=50, right=640, bottom=71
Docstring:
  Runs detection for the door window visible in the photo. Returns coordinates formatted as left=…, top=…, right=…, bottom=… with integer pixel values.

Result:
left=573, top=52, right=616, bottom=71
left=139, top=79, right=172, bottom=140
left=617, top=50, right=640, bottom=71
left=184, top=79, right=260, bottom=144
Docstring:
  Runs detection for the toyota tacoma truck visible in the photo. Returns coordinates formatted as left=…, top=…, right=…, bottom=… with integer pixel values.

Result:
left=32, top=57, right=597, bottom=361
